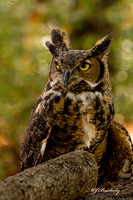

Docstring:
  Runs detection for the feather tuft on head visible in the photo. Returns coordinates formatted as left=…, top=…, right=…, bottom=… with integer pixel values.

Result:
left=89, top=34, right=114, bottom=58
left=46, top=29, right=69, bottom=56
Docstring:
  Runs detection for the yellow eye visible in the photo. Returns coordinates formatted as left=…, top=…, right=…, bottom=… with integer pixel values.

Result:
left=79, top=63, right=91, bottom=71
left=56, top=64, right=60, bottom=71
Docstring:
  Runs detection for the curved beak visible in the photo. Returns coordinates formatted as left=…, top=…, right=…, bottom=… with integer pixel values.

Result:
left=63, top=69, right=70, bottom=86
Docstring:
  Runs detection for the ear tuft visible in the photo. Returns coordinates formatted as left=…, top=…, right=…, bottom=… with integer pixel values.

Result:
left=90, top=34, right=114, bottom=58
left=51, top=29, right=63, bottom=45
left=45, top=41, right=56, bottom=56
left=46, top=29, right=69, bottom=56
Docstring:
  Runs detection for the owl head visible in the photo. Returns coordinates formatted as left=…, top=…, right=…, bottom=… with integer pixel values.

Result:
left=46, top=29, right=113, bottom=93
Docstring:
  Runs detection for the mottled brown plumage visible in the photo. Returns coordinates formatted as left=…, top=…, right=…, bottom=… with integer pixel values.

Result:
left=19, top=29, right=133, bottom=183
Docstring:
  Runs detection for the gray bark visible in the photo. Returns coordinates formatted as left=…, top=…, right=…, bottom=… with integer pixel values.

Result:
left=0, top=150, right=97, bottom=200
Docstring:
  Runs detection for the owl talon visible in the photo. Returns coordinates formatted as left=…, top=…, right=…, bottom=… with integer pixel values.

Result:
left=118, top=171, right=131, bottom=179
left=122, top=159, right=130, bottom=173
left=118, top=159, right=133, bottom=180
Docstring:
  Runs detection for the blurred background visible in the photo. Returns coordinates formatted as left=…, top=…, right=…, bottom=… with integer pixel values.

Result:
left=0, top=0, right=133, bottom=179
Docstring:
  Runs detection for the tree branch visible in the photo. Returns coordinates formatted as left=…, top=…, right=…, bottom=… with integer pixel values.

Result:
left=1, top=150, right=132, bottom=200
left=0, top=151, right=97, bottom=200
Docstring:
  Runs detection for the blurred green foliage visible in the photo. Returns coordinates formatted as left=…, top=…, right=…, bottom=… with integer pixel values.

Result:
left=0, top=0, right=133, bottom=179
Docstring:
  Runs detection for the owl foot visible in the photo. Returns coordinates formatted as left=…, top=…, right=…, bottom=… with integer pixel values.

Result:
left=118, top=159, right=132, bottom=180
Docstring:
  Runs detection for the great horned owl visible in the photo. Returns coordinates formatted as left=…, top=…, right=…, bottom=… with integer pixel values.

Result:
left=19, top=29, right=133, bottom=183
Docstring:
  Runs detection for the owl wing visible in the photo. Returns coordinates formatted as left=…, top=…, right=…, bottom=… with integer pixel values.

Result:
left=108, top=120, right=133, bottom=153
left=19, top=93, right=51, bottom=172
left=105, top=120, right=133, bottom=180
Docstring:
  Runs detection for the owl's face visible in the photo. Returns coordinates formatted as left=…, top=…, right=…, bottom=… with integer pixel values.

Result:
left=46, top=29, right=113, bottom=91
left=50, top=50, right=104, bottom=88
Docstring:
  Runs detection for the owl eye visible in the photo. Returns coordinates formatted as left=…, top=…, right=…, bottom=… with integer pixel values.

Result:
left=79, top=61, right=91, bottom=71
left=55, top=61, right=61, bottom=71
left=56, top=64, right=60, bottom=71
